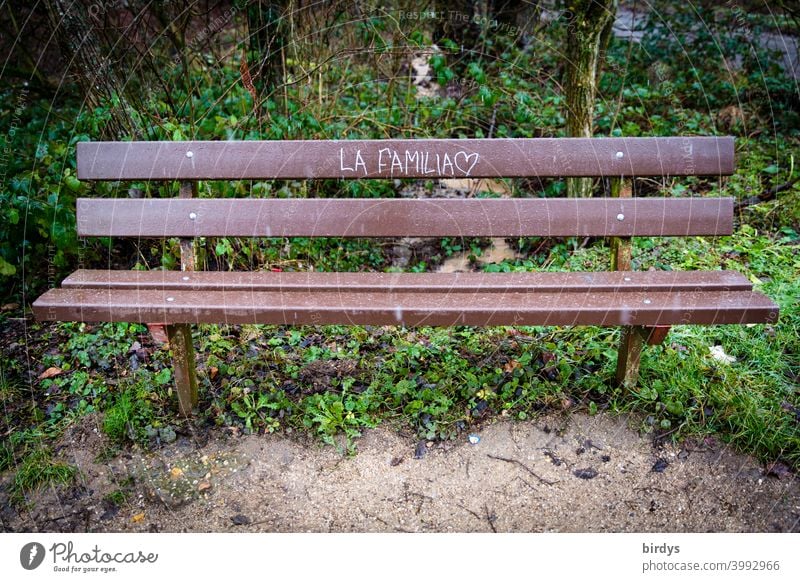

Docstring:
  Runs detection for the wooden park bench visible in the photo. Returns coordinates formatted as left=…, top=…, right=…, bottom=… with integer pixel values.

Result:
left=33, top=137, right=779, bottom=415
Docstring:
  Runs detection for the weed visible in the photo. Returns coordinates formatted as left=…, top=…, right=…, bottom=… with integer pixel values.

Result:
left=102, top=387, right=155, bottom=445
left=103, top=479, right=134, bottom=507
left=9, top=448, right=77, bottom=505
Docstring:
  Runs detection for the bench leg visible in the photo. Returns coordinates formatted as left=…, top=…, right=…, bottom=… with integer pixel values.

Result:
left=166, top=324, right=198, bottom=416
left=642, top=325, right=671, bottom=346
left=615, top=325, right=645, bottom=389
left=615, top=326, right=671, bottom=388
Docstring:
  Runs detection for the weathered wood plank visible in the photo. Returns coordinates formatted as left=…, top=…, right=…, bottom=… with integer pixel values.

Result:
left=76, top=197, right=735, bottom=238
left=61, top=269, right=755, bottom=294
left=32, top=288, right=779, bottom=327
left=76, top=137, right=735, bottom=180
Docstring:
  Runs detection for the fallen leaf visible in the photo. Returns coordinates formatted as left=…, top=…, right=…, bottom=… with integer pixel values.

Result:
left=541, top=351, right=557, bottom=364
left=170, top=467, right=184, bottom=479
left=780, top=401, right=800, bottom=423
left=198, top=480, right=212, bottom=492
left=573, top=467, right=598, bottom=480
left=544, top=450, right=562, bottom=466
left=132, top=513, right=145, bottom=523
left=765, top=461, right=792, bottom=479
left=209, top=366, right=218, bottom=380
left=652, top=458, right=670, bottom=473
left=38, top=367, right=63, bottom=380
left=147, top=323, right=169, bottom=345
left=503, top=359, right=520, bottom=373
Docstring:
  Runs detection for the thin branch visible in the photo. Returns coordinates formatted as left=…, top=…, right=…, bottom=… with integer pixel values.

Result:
left=487, top=453, right=559, bottom=485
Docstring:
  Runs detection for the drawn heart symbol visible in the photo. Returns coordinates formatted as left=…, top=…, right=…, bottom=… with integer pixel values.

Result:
left=454, top=151, right=479, bottom=176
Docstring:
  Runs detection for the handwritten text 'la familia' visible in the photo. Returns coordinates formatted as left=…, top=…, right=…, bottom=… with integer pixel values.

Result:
left=339, top=147, right=480, bottom=177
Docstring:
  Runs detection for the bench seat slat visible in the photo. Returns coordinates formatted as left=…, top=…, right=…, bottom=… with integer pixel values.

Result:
left=33, top=288, right=778, bottom=327
left=77, top=137, right=734, bottom=180
left=76, top=198, right=734, bottom=238
left=62, top=269, right=755, bottom=293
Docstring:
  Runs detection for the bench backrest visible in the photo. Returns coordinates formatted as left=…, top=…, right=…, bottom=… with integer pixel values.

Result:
left=75, top=137, right=735, bottom=240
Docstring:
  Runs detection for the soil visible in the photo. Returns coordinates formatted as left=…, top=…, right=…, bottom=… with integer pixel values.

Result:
left=2, top=412, right=797, bottom=533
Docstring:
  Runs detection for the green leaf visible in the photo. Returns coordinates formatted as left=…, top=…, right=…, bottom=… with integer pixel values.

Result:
left=665, top=400, right=684, bottom=416
left=0, top=257, right=16, bottom=276
left=64, top=175, right=82, bottom=192
left=154, top=368, right=172, bottom=385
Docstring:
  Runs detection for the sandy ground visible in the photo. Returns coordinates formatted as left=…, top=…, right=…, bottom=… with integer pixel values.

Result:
left=2, top=412, right=797, bottom=533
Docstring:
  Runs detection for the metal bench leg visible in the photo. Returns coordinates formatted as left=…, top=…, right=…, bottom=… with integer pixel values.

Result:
left=166, top=323, right=198, bottom=416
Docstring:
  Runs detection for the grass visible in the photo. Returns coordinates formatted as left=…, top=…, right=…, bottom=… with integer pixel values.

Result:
left=8, top=448, right=77, bottom=506
left=102, top=385, right=158, bottom=445
left=103, top=478, right=134, bottom=507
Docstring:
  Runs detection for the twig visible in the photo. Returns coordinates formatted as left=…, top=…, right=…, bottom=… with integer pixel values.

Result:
left=634, top=486, right=673, bottom=495
left=403, top=490, right=432, bottom=515
left=456, top=503, right=482, bottom=522
left=515, top=476, right=538, bottom=492
left=735, top=175, right=800, bottom=210
left=457, top=502, right=495, bottom=532
left=483, top=504, right=498, bottom=533
left=358, top=509, right=411, bottom=533
left=487, top=454, right=559, bottom=485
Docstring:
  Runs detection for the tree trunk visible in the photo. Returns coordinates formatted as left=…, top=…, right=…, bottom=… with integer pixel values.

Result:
left=245, top=0, right=286, bottom=115
left=46, top=0, right=140, bottom=139
left=564, top=0, right=618, bottom=197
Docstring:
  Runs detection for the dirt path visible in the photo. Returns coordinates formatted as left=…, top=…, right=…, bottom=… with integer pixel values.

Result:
left=3, top=413, right=797, bottom=533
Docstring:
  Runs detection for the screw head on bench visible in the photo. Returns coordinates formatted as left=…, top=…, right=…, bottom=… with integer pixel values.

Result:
left=616, top=151, right=624, bottom=159
left=186, top=151, right=194, bottom=158
left=624, top=276, right=631, bottom=281
left=166, top=297, right=175, bottom=302
left=643, top=298, right=652, bottom=304
left=182, top=276, right=190, bottom=281
left=616, top=213, right=625, bottom=221
left=189, top=212, right=197, bottom=220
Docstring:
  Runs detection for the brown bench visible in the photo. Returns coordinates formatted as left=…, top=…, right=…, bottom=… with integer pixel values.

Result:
left=33, top=137, right=779, bottom=415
